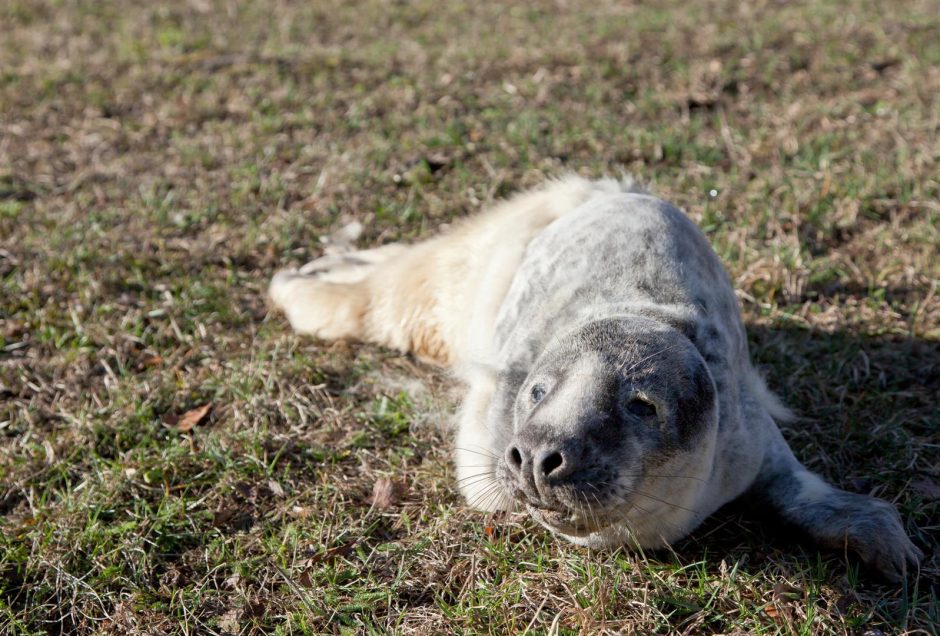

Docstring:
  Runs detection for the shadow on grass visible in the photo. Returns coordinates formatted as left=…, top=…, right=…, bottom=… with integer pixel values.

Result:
left=666, top=321, right=939, bottom=618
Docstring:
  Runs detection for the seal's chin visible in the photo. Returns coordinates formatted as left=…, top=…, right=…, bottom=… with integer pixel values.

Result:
left=526, top=504, right=608, bottom=537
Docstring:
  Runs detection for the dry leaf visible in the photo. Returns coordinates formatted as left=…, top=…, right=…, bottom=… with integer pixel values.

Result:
left=2, top=319, right=25, bottom=339
left=138, top=354, right=163, bottom=369
left=834, top=593, right=857, bottom=616
left=223, top=573, right=241, bottom=590
left=218, top=608, right=240, bottom=633
left=848, top=477, right=871, bottom=493
left=370, top=478, right=404, bottom=509
left=484, top=524, right=499, bottom=541
left=212, top=507, right=249, bottom=529
left=309, top=541, right=357, bottom=565
left=773, top=582, right=802, bottom=602
left=268, top=479, right=286, bottom=497
left=174, top=404, right=211, bottom=432
left=213, top=508, right=234, bottom=527
left=233, top=481, right=253, bottom=499
left=163, top=566, right=186, bottom=588
left=245, top=601, right=266, bottom=618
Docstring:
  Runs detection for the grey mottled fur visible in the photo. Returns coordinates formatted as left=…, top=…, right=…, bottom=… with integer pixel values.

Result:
left=484, top=192, right=921, bottom=582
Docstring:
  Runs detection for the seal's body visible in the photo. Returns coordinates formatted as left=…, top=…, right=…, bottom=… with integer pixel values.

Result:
left=269, top=176, right=920, bottom=582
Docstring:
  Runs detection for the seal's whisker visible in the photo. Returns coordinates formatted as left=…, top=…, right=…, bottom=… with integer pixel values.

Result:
left=620, top=473, right=706, bottom=483
left=616, top=342, right=686, bottom=375
left=606, top=493, right=650, bottom=518
left=456, top=475, right=498, bottom=492
left=454, top=475, right=496, bottom=489
left=465, top=486, right=495, bottom=510
left=573, top=484, right=609, bottom=532
left=587, top=482, right=654, bottom=517
left=454, top=446, right=500, bottom=460
left=485, top=486, right=514, bottom=513
left=576, top=493, right=592, bottom=531
left=595, top=483, right=697, bottom=516
left=454, top=471, right=496, bottom=484
left=472, top=485, right=497, bottom=510
left=624, top=487, right=698, bottom=514
left=575, top=490, right=596, bottom=532
left=588, top=491, right=605, bottom=532
left=467, top=481, right=503, bottom=510
left=480, top=483, right=510, bottom=512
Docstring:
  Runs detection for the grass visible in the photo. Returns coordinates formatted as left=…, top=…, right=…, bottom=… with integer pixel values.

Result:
left=1, top=0, right=938, bottom=633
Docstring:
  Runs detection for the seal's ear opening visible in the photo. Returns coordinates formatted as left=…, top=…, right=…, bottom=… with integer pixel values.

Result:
left=673, top=349, right=718, bottom=442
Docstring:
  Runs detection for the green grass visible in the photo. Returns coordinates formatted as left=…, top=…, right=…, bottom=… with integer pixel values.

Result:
left=1, top=0, right=938, bottom=633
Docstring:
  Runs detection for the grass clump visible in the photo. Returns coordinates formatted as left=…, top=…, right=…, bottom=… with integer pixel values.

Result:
left=1, top=0, right=937, bottom=633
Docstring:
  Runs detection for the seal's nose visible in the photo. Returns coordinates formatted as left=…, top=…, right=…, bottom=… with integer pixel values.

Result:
left=505, top=442, right=574, bottom=497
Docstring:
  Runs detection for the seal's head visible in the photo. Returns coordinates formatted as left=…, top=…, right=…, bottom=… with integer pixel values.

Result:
left=497, top=317, right=719, bottom=549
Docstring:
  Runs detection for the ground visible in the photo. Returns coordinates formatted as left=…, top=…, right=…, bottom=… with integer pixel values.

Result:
left=1, top=0, right=938, bottom=634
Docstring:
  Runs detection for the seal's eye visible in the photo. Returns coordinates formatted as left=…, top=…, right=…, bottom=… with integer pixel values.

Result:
left=530, top=384, right=546, bottom=404
left=626, top=397, right=657, bottom=418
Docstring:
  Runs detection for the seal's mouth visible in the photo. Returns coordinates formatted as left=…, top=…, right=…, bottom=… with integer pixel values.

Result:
left=526, top=503, right=606, bottom=536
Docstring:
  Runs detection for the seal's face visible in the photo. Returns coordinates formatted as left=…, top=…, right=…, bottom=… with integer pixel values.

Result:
left=496, top=318, right=719, bottom=546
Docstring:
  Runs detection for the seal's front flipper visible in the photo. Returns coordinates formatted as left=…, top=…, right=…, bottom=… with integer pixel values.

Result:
left=751, top=447, right=922, bottom=583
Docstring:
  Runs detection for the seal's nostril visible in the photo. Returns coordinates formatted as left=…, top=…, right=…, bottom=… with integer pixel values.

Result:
left=541, top=451, right=564, bottom=476
left=507, top=446, right=523, bottom=470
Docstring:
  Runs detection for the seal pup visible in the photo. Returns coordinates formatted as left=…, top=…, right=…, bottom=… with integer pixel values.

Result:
left=269, top=175, right=921, bottom=582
